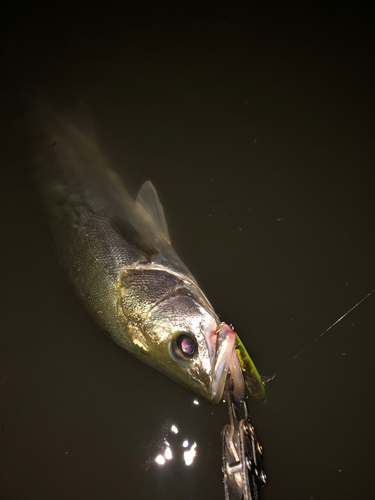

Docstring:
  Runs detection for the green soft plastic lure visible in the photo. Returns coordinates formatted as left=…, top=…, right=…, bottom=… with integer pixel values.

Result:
left=235, top=333, right=266, bottom=402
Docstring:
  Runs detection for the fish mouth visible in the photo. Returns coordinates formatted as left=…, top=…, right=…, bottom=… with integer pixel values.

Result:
left=205, top=322, right=245, bottom=404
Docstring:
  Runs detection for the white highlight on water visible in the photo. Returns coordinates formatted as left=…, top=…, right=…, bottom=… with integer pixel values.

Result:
left=183, top=443, right=197, bottom=466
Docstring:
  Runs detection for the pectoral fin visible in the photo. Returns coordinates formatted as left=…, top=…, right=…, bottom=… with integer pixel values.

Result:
left=109, top=215, right=159, bottom=262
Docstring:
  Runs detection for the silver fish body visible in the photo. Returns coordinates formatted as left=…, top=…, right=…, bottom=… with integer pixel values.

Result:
left=37, top=115, right=244, bottom=403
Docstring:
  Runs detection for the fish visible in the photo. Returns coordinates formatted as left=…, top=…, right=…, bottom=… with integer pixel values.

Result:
left=36, top=108, right=265, bottom=404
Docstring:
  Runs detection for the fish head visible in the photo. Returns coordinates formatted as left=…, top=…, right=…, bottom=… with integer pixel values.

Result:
left=118, top=268, right=244, bottom=403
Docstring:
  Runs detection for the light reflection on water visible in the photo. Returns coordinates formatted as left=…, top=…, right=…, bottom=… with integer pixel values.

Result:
left=183, top=442, right=197, bottom=466
left=154, top=422, right=198, bottom=467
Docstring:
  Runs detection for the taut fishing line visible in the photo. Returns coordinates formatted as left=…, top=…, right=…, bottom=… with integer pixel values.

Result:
left=263, top=288, right=375, bottom=385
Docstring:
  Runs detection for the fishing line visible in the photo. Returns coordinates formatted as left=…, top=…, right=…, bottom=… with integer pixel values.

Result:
left=263, top=288, right=375, bottom=385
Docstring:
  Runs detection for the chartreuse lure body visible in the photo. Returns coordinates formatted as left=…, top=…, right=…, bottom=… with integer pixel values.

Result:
left=235, top=333, right=266, bottom=402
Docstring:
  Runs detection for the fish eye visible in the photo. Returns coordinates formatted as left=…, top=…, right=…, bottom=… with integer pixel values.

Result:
left=179, top=336, right=195, bottom=356
left=171, top=333, right=197, bottom=361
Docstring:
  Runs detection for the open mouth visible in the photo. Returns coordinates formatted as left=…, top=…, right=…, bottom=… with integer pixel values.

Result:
left=205, top=322, right=245, bottom=403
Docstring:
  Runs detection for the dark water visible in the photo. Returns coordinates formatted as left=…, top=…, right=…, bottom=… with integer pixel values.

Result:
left=1, top=4, right=375, bottom=499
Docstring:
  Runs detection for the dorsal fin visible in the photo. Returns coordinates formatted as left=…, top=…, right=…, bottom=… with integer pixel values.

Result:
left=136, top=181, right=171, bottom=243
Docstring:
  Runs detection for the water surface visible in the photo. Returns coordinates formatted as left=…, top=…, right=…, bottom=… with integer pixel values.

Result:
left=1, top=8, right=375, bottom=499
